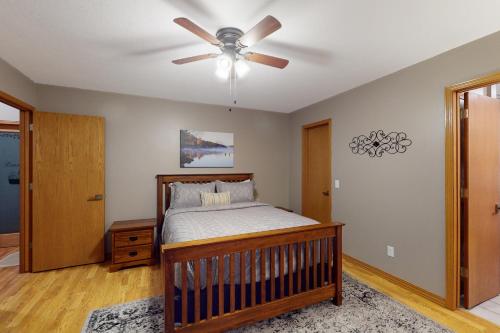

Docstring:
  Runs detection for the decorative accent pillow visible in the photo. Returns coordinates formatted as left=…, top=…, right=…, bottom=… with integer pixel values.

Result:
left=170, top=182, right=215, bottom=209
left=200, top=192, right=231, bottom=207
left=215, top=180, right=255, bottom=203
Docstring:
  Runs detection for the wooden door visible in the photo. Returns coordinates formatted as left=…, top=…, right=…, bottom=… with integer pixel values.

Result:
left=32, top=112, right=104, bottom=272
left=463, top=92, right=500, bottom=308
left=302, top=119, right=331, bottom=223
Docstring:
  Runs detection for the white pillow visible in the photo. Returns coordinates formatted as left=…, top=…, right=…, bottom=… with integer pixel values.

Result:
left=201, top=192, right=231, bottom=207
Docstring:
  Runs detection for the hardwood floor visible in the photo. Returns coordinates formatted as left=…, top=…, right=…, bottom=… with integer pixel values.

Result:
left=0, top=263, right=162, bottom=332
left=0, top=258, right=498, bottom=332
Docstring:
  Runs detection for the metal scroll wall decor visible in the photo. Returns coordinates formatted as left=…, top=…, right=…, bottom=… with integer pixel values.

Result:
left=349, top=130, right=412, bottom=157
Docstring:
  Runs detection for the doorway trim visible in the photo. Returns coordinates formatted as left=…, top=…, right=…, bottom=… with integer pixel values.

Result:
left=302, top=119, right=332, bottom=222
left=0, top=90, right=34, bottom=273
left=0, top=120, right=19, bottom=132
left=445, top=71, right=500, bottom=309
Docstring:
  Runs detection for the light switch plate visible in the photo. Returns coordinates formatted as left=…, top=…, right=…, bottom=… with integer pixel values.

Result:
left=334, top=179, right=340, bottom=189
left=387, top=245, right=395, bottom=258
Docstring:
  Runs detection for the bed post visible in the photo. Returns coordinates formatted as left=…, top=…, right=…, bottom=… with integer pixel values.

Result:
left=334, top=224, right=343, bottom=305
left=163, top=250, right=175, bottom=333
left=156, top=176, right=164, bottom=255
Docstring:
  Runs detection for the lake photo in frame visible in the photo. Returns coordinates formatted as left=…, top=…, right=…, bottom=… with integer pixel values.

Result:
left=180, top=130, right=234, bottom=168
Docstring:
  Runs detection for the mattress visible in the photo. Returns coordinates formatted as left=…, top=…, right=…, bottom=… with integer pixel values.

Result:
left=162, top=202, right=322, bottom=289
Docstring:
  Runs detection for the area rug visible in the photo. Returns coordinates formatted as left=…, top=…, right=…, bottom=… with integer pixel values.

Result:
left=82, top=274, right=453, bottom=333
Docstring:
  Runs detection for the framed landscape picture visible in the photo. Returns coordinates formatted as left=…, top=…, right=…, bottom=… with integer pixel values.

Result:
left=180, top=130, right=234, bottom=168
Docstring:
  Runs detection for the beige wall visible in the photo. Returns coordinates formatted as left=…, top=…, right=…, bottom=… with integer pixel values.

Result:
left=0, top=58, right=37, bottom=107
left=36, top=85, right=291, bottom=233
left=290, top=31, right=500, bottom=297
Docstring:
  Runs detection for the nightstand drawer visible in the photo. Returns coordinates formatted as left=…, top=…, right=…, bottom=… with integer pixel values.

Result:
left=113, top=244, right=152, bottom=264
left=114, top=230, right=153, bottom=248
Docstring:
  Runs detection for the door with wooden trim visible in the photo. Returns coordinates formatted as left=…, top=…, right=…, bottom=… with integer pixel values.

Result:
left=462, top=92, right=500, bottom=308
left=302, top=119, right=332, bottom=223
left=32, top=112, right=105, bottom=272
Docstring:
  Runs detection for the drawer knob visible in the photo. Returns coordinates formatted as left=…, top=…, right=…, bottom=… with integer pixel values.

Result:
left=129, top=251, right=138, bottom=257
left=129, top=236, right=138, bottom=241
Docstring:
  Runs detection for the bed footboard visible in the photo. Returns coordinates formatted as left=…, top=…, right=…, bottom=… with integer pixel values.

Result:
left=161, top=222, right=343, bottom=333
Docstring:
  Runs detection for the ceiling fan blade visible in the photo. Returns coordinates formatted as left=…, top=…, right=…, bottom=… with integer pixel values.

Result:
left=238, top=15, right=282, bottom=48
left=173, top=17, right=222, bottom=47
left=172, top=53, right=219, bottom=65
left=244, top=52, right=289, bottom=69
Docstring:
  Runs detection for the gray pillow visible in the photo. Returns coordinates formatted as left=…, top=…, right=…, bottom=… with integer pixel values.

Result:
left=216, top=180, right=255, bottom=203
left=171, top=182, right=215, bottom=209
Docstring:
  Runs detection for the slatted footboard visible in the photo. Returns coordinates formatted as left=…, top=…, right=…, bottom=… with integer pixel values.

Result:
left=161, top=222, right=343, bottom=333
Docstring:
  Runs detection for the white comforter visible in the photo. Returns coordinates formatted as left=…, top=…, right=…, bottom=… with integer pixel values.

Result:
left=162, top=202, right=321, bottom=289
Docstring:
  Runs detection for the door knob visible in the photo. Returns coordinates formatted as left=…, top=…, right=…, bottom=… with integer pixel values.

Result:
left=495, top=204, right=500, bottom=215
left=88, top=194, right=103, bottom=201
left=322, top=190, right=330, bottom=196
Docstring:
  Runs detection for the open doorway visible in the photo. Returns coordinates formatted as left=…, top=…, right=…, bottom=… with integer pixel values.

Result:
left=0, top=91, right=34, bottom=273
left=459, top=83, right=500, bottom=324
left=0, top=102, right=20, bottom=268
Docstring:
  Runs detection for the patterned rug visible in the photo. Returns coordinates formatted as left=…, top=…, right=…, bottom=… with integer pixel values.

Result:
left=82, top=274, right=453, bottom=333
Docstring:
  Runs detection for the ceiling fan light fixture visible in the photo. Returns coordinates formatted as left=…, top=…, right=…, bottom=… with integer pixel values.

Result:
left=215, top=54, right=232, bottom=80
left=215, top=66, right=230, bottom=80
left=217, top=54, right=232, bottom=71
left=235, top=60, right=250, bottom=78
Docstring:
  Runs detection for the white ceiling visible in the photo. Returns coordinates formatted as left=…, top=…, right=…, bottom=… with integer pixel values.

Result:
left=1, top=1, right=500, bottom=113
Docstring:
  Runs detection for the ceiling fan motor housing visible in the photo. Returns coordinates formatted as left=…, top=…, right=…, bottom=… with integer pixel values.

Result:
left=216, top=27, right=245, bottom=56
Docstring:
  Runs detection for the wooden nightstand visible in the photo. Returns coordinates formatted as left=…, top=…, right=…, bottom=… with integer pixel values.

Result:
left=109, top=218, right=156, bottom=272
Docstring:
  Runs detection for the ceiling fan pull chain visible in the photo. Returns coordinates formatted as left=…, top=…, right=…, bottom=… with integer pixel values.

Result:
left=228, top=64, right=238, bottom=107
left=229, top=66, right=233, bottom=101
left=233, top=65, right=238, bottom=106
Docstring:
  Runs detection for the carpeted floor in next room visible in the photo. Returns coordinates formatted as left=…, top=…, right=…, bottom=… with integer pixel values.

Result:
left=0, top=246, right=19, bottom=268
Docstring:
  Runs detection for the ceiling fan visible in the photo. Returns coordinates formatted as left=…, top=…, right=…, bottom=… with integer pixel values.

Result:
left=172, top=15, right=289, bottom=80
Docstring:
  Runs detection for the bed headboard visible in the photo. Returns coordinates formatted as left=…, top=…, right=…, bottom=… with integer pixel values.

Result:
left=156, top=173, right=254, bottom=240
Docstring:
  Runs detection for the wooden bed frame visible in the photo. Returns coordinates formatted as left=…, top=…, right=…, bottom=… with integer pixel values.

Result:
left=157, top=173, right=343, bottom=333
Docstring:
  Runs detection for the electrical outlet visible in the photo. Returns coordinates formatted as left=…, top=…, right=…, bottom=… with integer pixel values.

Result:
left=387, top=245, right=395, bottom=258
